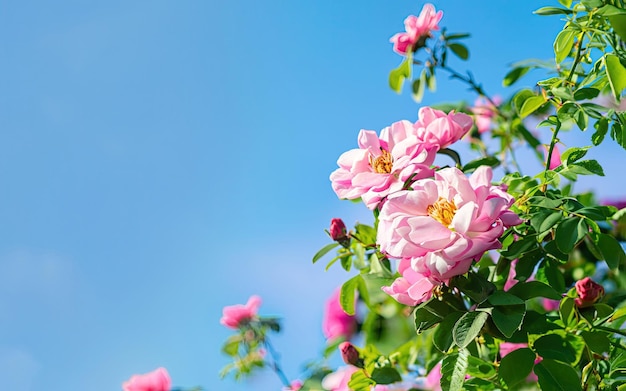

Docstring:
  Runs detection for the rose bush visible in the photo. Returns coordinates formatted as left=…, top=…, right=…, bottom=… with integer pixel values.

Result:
left=212, top=1, right=626, bottom=390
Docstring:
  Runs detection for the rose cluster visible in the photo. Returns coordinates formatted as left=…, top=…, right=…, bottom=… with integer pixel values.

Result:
left=330, top=107, right=522, bottom=305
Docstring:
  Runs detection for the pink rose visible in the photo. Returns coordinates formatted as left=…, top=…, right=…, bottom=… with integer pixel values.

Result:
left=322, top=289, right=357, bottom=341
left=574, top=277, right=604, bottom=308
left=329, top=218, right=348, bottom=241
left=339, top=342, right=362, bottom=367
left=330, top=120, right=437, bottom=210
left=122, top=367, right=171, bottom=391
left=220, top=295, right=262, bottom=329
left=414, top=107, right=473, bottom=149
left=471, top=96, right=501, bottom=134
left=423, top=362, right=442, bottom=391
left=382, top=257, right=441, bottom=306
left=390, top=4, right=443, bottom=55
left=377, top=166, right=522, bottom=272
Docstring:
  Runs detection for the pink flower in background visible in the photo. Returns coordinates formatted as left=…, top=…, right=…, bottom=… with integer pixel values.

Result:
left=220, top=295, right=262, bottom=329
left=330, top=120, right=437, bottom=209
left=377, top=166, right=522, bottom=265
left=471, top=96, right=502, bottom=134
left=414, top=107, right=473, bottom=149
left=423, top=362, right=442, bottom=391
left=575, top=277, right=604, bottom=308
left=390, top=4, right=443, bottom=55
left=283, top=380, right=303, bottom=391
left=542, top=145, right=561, bottom=170
left=542, top=298, right=560, bottom=312
left=122, top=367, right=171, bottom=391
left=322, top=289, right=357, bottom=341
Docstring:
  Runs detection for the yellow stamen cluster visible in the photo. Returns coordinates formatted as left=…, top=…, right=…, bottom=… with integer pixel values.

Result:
left=370, top=149, right=393, bottom=174
left=427, top=197, right=457, bottom=227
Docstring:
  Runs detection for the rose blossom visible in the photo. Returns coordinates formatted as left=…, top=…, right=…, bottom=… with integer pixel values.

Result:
left=390, top=4, right=443, bottom=55
left=382, top=257, right=445, bottom=306
left=414, top=107, right=473, bottom=149
left=377, top=166, right=522, bottom=268
left=322, top=288, right=357, bottom=341
left=122, top=367, right=171, bottom=391
left=471, top=96, right=502, bottom=134
left=542, top=144, right=561, bottom=170
left=220, top=295, right=262, bottom=329
left=574, top=277, right=604, bottom=308
left=330, top=120, right=437, bottom=209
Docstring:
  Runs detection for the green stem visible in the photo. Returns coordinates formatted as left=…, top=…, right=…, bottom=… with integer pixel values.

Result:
left=440, top=65, right=503, bottom=116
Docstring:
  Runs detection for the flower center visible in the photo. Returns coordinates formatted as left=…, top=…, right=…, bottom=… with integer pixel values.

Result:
left=427, top=197, right=457, bottom=227
left=370, top=149, right=393, bottom=174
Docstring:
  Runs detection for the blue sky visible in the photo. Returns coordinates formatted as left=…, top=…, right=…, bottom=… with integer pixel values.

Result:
left=0, top=1, right=623, bottom=390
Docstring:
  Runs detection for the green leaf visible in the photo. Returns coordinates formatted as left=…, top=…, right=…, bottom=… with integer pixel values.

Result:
left=581, top=330, right=611, bottom=354
left=499, top=348, right=536, bottom=389
left=221, top=335, right=241, bottom=357
left=574, top=87, right=601, bottom=100
left=462, top=156, right=500, bottom=173
left=453, top=311, right=489, bottom=348
left=466, top=356, right=497, bottom=380
left=312, top=243, right=339, bottom=263
left=503, top=66, right=530, bottom=87
left=389, top=58, right=411, bottom=94
left=540, top=211, right=564, bottom=234
left=491, top=304, right=526, bottom=337
left=340, top=275, right=360, bottom=315
left=533, top=332, right=585, bottom=364
left=445, top=32, right=471, bottom=40
left=561, top=146, right=590, bottom=166
left=448, top=43, right=469, bottom=60
left=434, top=312, right=464, bottom=353
left=559, top=297, right=576, bottom=327
left=558, top=0, right=573, bottom=7
left=535, top=359, right=582, bottom=391
left=554, top=28, right=576, bottom=63
left=441, top=348, right=469, bottom=391
left=555, top=217, right=584, bottom=253
left=592, top=118, right=609, bottom=146
left=597, top=233, right=626, bottom=269
left=487, top=291, right=524, bottom=306
left=412, top=74, right=425, bottom=103
left=605, top=54, right=626, bottom=101
left=370, top=367, right=402, bottom=385
left=354, top=224, right=377, bottom=245
left=575, top=109, right=588, bottom=130
left=507, top=281, right=563, bottom=300
left=599, top=4, right=626, bottom=16
left=534, top=6, right=574, bottom=15
left=520, top=95, right=546, bottom=118
left=348, top=369, right=376, bottom=391
left=568, top=159, right=605, bottom=176
left=537, top=259, right=566, bottom=292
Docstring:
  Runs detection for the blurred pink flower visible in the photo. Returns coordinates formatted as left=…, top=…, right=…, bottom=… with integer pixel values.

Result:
left=471, top=96, right=501, bottom=134
left=220, top=295, right=262, bottom=329
left=414, top=107, right=473, bottom=149
left=542, top=145, right=561, bottom=170
left=122, top=367, right=171, bottom=391
left=390, top=4, right=443, bottom=55
left=330, top=120, right=437, bottom=209
left=423, top=362, right=442, bottom=391
left=377, top=166, right=522, bottom=269
left=575, top=277, right=604, bottom=308
left=542, top=298, right=560, bottom=312
left=322, top=289, right=357, bottom=341
left=283, top=380, right=303, bottom=391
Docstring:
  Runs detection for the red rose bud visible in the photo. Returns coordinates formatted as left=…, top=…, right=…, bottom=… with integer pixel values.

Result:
left=339, top=342, right=363, bottom=368
left=329, top=218, right=351, bottom=247
left=330, top=218, right=347, bottom=240
left=574, top=277, right=604, bottom=308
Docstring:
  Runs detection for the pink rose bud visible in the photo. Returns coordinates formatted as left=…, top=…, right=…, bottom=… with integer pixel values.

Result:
left=122, top=367, right=171, bottom=391
left=339, top=342, right=363, bottom=368
left=575, top=277, right=604, bottom=308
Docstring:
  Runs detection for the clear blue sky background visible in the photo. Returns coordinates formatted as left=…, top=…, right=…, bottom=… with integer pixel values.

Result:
left=1, top=1, right=624, bottom=390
